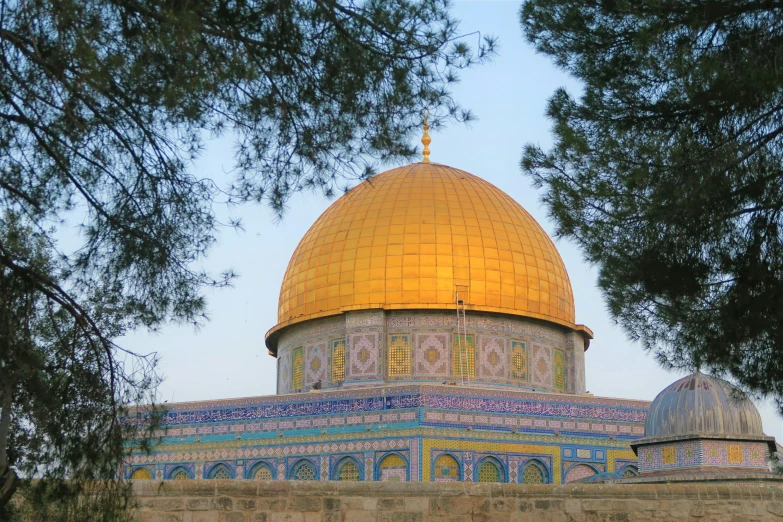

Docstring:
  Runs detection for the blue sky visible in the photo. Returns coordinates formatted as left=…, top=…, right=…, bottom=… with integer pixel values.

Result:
left=122, top=1, right=782, bottom=441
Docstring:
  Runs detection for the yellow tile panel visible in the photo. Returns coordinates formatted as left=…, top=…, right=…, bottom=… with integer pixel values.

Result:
left=422, top=438, right=561, bottom=483
left=268, top=163, right=575, bottom=351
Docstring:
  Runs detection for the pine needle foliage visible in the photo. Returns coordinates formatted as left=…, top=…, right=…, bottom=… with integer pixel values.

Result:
left=0, top=213, right=161, bottom=521
left=0, top=0, right=494, bottom=516
left=521, top=0, right=783, bottom=412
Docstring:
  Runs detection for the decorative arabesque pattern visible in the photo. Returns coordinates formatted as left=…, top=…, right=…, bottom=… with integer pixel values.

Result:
left=388, top=334, right=411, bottom=376
left=253, top=465, right=273, bottom=480
left=477, top=460, right=501, bottom=483
left=278, top=352, right=292, bottom=393
left=452, top=334, right=474, bottom=378
left=331, top=339, right=345, bottom=382
left=378, top=454, right=407, bottom=481
left=348, top=333, right=379, bottom=377
left=337, top=460, right=360, bottom=481
left=434, top=454, right=460, bottom=482
left=130, top=468, right=152, bottom=480
left=522, top=463, right=545, bottom=484
left=622, top=466, right=638, bottom=478
left=211, top=466, right=231, bottom=479
left=292, top=347, right=304, bottom=390
left=414, top=333, right=449, bottom=376
left=305, top=343, right=327, bottom=386
left=478, top=337, right=506, bottom=378
left=510, top=340, right=527, bottom=381
left=565, top=464, right=596, bottom=483
left=171, top=469, right=190, bottom=480
left=531, top=344, right=553, bottom=388
left=554, top=349, right=565, bottom=392
left=293, top=461, right=316, bottom=481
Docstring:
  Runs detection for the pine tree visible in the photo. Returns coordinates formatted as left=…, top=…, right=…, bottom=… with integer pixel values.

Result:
left=0, top=0, right=493, bottom=515
left=521, top=0, right=783, bottom=411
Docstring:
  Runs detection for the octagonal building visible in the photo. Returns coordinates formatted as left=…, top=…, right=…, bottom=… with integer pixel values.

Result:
left=126, top=159, right=658, bottom=484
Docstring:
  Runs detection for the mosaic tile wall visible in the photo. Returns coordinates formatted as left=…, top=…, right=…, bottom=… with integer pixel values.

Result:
left=638, top=439, right=770, bottom=472
left=276, top=310, right=588, bottom=394
left=127, top=430, right=639, bottom=484
left=127, top=385, right=648, bottom=484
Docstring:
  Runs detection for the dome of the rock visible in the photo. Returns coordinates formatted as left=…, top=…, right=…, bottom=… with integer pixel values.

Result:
left=266, top=162, right=577, bottom=352
left=643, top=373, right=765, bottom=440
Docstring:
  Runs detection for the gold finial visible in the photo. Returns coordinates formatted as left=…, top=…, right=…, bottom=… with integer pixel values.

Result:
left=421, top=108, right=431, bottom=163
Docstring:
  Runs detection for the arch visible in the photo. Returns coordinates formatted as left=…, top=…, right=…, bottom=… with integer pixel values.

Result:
left=167, top=466, right=192, bottom=480
left=207, top=463, right=233, bottom=480
left=334, top=457, right=362, bottom=481
left=289, top=459, right=317, bottom=481
left=521, top=459, right=548, bottom=484
left=433, top=454, right=460, bottom=482
left=618, top=464, right=638, bottom=478
left=130, top=467, right=152, bottom=480
left=376, top=452, right=409, bottom=482
left=565, top=463, right=598, bottom=484
left=475, top=457, right=505, bottom=483
left=249, top=461, right=275, bottom=480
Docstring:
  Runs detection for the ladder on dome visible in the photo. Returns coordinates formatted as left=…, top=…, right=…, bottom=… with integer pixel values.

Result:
left=455, top=286, right=470, bottom=387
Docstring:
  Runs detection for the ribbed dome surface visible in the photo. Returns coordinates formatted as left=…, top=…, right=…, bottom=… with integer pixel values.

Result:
left=644, top=373, right=765, bottom=440
left=266, top=162, right=575, bottom=350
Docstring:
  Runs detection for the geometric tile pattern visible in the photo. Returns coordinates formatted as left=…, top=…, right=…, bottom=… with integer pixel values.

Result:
left=452, top=334, right=475, bottom=378
left=510, top=340, right=527, bottom=381
left=638, top=439, right=771, bottom=472
left=331, top=339, right=345, bottom=382
left=415, top=333, right=449, bottom=376
left=292, top=347, right=304, bottom=390
left=378, top=454, right=407, bottom=481
left=277, top=311, right=585, bottom=393
left=130, top=468, right=152, bottom=480
left=127, top=383, right=652, bottom=485
left=531, top=344, right=553, bottom=388
left=388, top=334, right=411, bottom=377
left=348, top=333, right=379, bottom=377
left=278, top=352, right=292, bottom=394
left=478, top=336, right=506, bottom=379
left=477, top=459, right=501, bottom=482
left=565, top=464, right=596, bottom=483
left=553, top=349, right=565, bottom=392
left=522, top=462, right=545, bottom=484
left=305, top=342, right=327, bottom=386
left=434, top=454, right=460, bottom=482
left=422, top=439, right=561, bottom=484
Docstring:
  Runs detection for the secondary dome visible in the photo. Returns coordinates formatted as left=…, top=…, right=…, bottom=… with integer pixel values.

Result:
left=643, top=373, right=766, bottom=441
left=266, top=162, right=576, bottom=351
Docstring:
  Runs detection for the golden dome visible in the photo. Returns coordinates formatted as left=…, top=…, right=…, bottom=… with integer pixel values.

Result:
left=266, top=162, right=577, bottom=351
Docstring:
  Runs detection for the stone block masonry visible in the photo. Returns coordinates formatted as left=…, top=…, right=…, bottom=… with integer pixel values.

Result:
left=132, top=480, right=783, bottom=521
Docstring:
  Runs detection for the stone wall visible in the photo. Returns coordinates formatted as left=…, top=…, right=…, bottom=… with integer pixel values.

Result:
left=133, top=480, right=783, bottom=522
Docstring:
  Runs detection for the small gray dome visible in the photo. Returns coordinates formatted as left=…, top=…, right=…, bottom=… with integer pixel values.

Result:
left=644, top=372, right=765, bottom=440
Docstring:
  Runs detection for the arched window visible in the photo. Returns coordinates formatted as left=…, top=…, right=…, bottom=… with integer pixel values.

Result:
left=522, top=460, right=548, bottom=484
left=619, top=465, right=638, bottom=478
left=565, top=463, right=597, bottom=484
left=476, top=457, right=504, bottom=483
left=209, top=464, right=232, bottom=479
left=251, top=463, right=274, bottom=480
left=433, top=454, right=460, bottom=482
left=130, top=467, right=152, bottom=480
left=291, top=460, right=317, bottom=481
left=168, top=467, right=191, bottom=480
left=377, top=453, right=408, bottom=482
left=335, top=458, right=361, bottom=481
